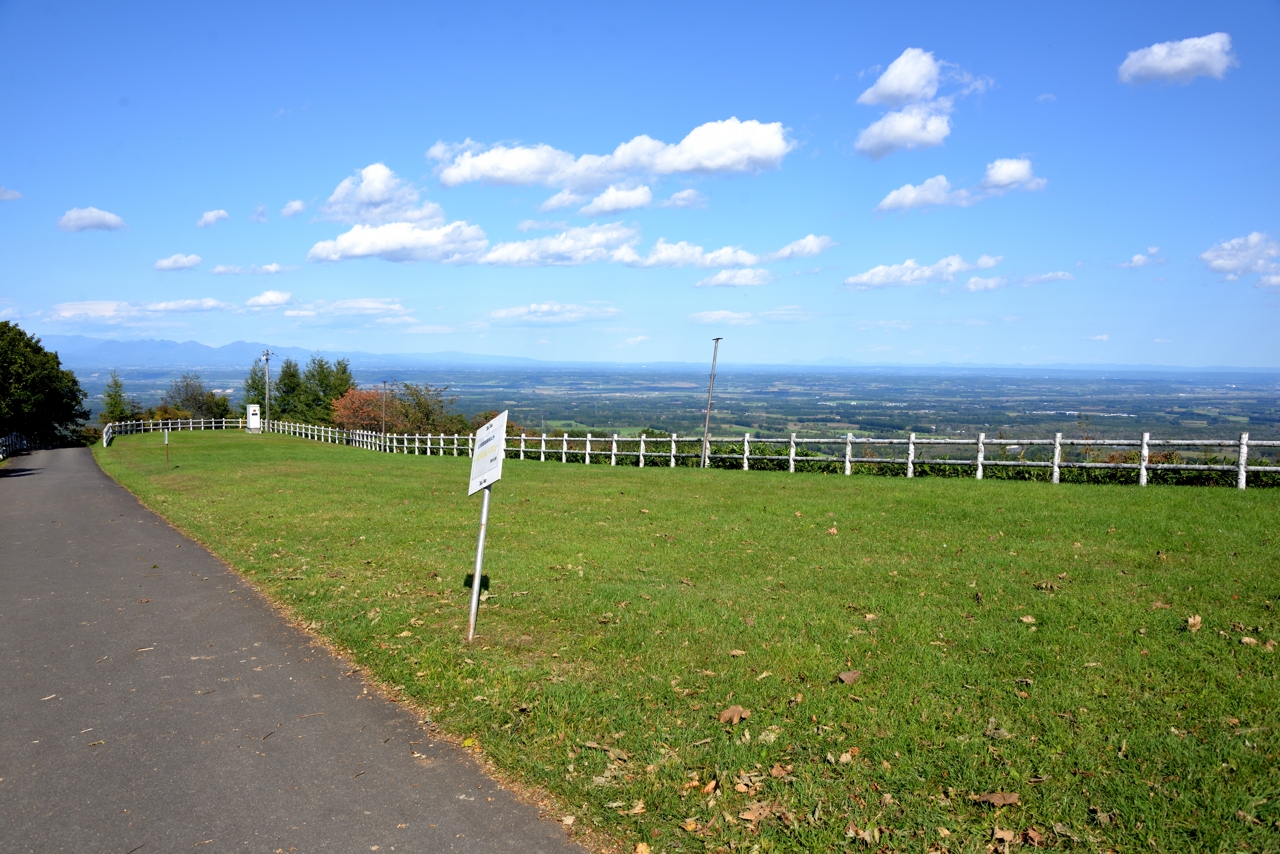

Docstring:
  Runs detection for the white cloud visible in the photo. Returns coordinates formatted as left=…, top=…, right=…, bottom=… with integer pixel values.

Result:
left=1089, top=334, right=1110, bottom=341
left=876, top=175, right=957, bottom=211
left=309, top=221, right=489, bottom=264
left=539, top=190, right=588, bottom=211
left=857, top=47, right=940, bottom=106
left=855, top=102, right=952, bottom=159
left=517, top=219, right=568, bottom=232
left=246, top=290, right=292, bottom=307
left=58, top=207, right=126, bottom=232
left=482, top=223, right=636, bottom=267
left=431, top=117, right=794, bottom=191
left=1036, top=93, right=1057, bottom=102
left=580, top=184, right=653, bottom=215
left=622, top=335, right=649, bottom=346
left=758, top=305, right=816, bottom=322
left=845, top=253, right=1001, bottom=290
left=0, top=186, right=21, bottom=201
left=614, top=238, right=757, bottom=269
left=321, top=163, right=443, bottom=225
left=1199, top=232, right=1280, bottom=285
left=250, top=204, right=267, bottom=223
left=1023, top=271, right=1075, bottom=284
left=405, top=324, right=453, bottom=334
left=145, top=298, right=235, bottom=312
left=1118, top=247, right=1163, bottom=268
left=689, top=310, right=756, bottom=326
left=153, top=253, right=202, bottom=271
left=47, top=301, right=134, bottom=321
left=281, top=199, right=306, bottom=217
left=965, top=276, right=1006, bottom=292
left=761, top=234, right=835, bottom=262
left=695, top=268, right=776, bottom=287
left=197, top=209, right=229, bottom=228
left=659, top=189, right=706, bottom=209
left=488, top=302, right=621, bottom=324
left=981, top=158, right=1047, bottom=193
left=877, top=159, right=1045, bottom=212
left=1119, top=33, right=1236, bottom=85
left=211, top=263, right=291, bottom=275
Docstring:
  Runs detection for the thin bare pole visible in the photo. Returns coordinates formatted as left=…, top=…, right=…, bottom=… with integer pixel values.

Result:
left=381, top=380, right=387, bottom=449
left=701, top=338, right=723, bottom=468
left=262, top=349, right=275, bottom=433
left=467, top=486, right=492, bottom=642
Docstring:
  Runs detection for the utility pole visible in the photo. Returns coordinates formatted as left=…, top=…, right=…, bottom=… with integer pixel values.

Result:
left=262, top=349, right=276, bottom=434
left=701, top=337, right=723, bottom=468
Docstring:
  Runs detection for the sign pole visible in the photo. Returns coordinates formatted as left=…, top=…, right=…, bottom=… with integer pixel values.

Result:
left=464, top=410, right=509, bottom=643
left=165, top=428, right=170, bottom=469
left=701, top=337, right=722, bottom=468
left=467, top=485, right=492, bottom=642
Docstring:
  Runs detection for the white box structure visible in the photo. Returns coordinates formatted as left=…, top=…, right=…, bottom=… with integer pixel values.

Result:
left=246, top=405, right=261, bottom=433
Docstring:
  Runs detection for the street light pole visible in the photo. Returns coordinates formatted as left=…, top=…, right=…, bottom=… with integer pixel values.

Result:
left=701, top=337, right=723, bottom=468
left=262, top=349, right=276, bottom=434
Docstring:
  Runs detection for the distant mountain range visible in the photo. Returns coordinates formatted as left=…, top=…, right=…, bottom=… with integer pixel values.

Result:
left=36, top=334, right=1280, bottom=377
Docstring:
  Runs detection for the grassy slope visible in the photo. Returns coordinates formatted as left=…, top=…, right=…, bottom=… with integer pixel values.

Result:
left=93, top=432, right=1279, bottom=853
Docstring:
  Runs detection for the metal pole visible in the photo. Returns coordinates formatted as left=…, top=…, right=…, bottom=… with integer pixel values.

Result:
left=263, top=349, right=274, bottom=434
left=165, top=428, right=169, bottom=469
left=381, top=380, right=387, bottom=447
left=467, top=486, right=492, bottom=643
left=702, top=337, right=722, bottom=468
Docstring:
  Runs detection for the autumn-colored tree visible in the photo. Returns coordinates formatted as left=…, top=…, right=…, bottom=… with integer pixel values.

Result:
left=331, top=388, right=402, bottom=432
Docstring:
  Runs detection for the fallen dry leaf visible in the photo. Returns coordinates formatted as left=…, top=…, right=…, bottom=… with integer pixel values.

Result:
left=1265, top=640, right=1277, bottom=652
left=837, top=670, right=862, bottom=685
left=701, top=779, right=717, bottom=794
left=718, top=705, right=750, bottom=725
left=1236, top=809, right=1261, bottom=825
left=397, top=630, right=413, bottom=638
left=845, top=823, right=881, bottom=846
left=992, top=827, right=1016, bottom=843
left=839, top=751, right=854, bottom=764
left=635, top=844, right=651, bottom=854
left=1020, top=615, right=1036, bottom=624
left=864, top=613, right=877, bottom=621
left=770, top=763, right=793, bottom=779
left=739, top=802, right=772, bottom=823
left=628, top=800, right=646, bottom=815
left=679, top=818, right=698, bottom=833
left=1023, top=828, right=1045, bottom=847
left=1151, top=601, right=1171, bottom=610
left=984, top=718, right=1012, bottom=740
left=137, top=598, right=151, bottom=603
left=1051, top=822, right=1079, bottom=841
left=1241, top=636, right=1259, bottom=646
left=973, top=791, right=1020, bottom=807
left=729, top=649, right=746, bottom=657
left=827, top=527, right=838, bottom=535
left=561, top=815, right=575, bottom=827
left=937, top=827, right=951, bottom=838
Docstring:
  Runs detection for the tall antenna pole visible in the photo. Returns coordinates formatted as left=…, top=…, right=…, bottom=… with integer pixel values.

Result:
left=701, top=337, right=723, bottom=468
left=262, top=349, right=275, bottom=433
left=381, top=380, right=387, bottom=436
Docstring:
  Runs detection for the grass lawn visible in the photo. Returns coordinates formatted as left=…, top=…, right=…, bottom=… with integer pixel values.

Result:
left=94, top=431, right=1280, bottom=853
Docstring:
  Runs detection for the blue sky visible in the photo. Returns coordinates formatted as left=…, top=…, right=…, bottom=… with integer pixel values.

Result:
left=2, top=2, right=1277, bottom=366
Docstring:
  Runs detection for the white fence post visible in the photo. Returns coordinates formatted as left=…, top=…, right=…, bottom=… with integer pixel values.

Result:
left=611, top=434, right=617, bottom=466
left=788, top=433, right=796, bottom=473
left=519, top=434, right=526, bottom=460
left=1139, top=432, right=1150, bottom=486
left=843, top=433, right=851, bottom=476
left=976, top=433, right=985, bottom=480
left=907, top=432, right=916, bottom=478
left=561, top=434, right=568, bottom=463
left=585, top=433, right=592, bottom=465
left=744, top=433, right=751, bottom=472
left=1238, top=432, right=1250, bottom=490
left=639, top=433, right=646, bottom=468
left=670, top=433, right=676, bottom=468
left=1052, top=432, right=1062, bottom=484
left=540, top=433, right=546, bottom=462
left=468, top=435, right=474, bottom=457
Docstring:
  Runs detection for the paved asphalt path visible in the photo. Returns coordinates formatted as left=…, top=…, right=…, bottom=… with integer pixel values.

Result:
left=0, top=448, right=583, bottom=854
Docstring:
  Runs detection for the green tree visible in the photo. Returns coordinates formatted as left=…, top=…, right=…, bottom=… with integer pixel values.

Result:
left=161, top=372, right=232, bottom=419
left=242, top=359, right=266, bottom=415
left=98, top=370, right=140, bottom=425
left=0, top=321, right=89, bottom=443
left=395, top=381, right=467, bottom=433
left=272, top=358, right=303, bottom=419
left=299, top=355, right=353, bottom=424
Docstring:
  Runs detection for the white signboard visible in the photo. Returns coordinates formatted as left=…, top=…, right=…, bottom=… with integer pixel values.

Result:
left=468, top=410, right=508, bottom=495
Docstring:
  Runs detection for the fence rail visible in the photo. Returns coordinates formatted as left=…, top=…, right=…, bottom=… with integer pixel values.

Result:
left=99, top=418, right=1279, bottom=490
left=1, top=433, right=34, bottom=462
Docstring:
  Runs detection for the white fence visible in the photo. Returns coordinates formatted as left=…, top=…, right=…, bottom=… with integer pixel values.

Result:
left=1, top=433, right=34, bottom=462
left=99, top=418, right=1279, bottom=489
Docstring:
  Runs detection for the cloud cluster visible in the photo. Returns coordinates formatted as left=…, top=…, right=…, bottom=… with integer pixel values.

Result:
left=321, top=163, right=443, bottom=225
left=483, top=223, right=635, bottom=267
left=46, top=298, right=235, bottom=323
left=197, top=209, right=229, bottom=228
left=1119, top=33, right=1236, bottom=84
left=59, top=207, right=126, bottom=232
left=281, top=200, right=306, bottom=217
left=246, top=290, right=291, bottom=307
left=845, top=253, right=1001, bottom=290
left=488, top=302, right=621, bottom=324
left=876, top=159, right=1046, bottom=212
left=580, top=184, right=653, bottom=216
left=854, top=48, right=988, bottom=159
left=212, top=263, right=290, bottom=275
left=429, top=117, right=794, bottom=195
left=1200, top=232, right=1280, bottom=286
left=154, top=253, right=201, bottom=271
left=689, top=306, right=813, bottom=326
left=0, top=186, right=21, bottom=201
left=695, top=269, right=776, bottom=287
left=1118, top=246, right=1163, bottom=268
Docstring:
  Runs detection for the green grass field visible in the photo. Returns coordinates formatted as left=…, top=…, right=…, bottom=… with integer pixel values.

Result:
left=93, top=431, right=1280, bottom=853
